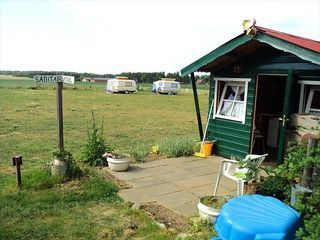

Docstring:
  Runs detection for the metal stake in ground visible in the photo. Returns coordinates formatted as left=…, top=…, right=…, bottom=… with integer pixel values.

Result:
left=57, top=81, right=64, bottom=151
left=12, top=156, right=23, bottom=190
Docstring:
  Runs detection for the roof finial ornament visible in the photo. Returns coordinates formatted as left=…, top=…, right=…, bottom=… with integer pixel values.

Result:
left=242, top=19, right=257, bottom=36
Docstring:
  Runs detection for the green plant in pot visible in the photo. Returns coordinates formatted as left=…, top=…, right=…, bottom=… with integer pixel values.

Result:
left=103, top=150, right=126, bottom=160
left=197, top=195, right=229, bottom=223
left=51, top=149, right=81, bottom=178
left=235, top=157, right=261, bottom=194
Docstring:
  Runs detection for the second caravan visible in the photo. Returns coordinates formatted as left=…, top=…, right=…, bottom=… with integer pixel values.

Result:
left=152, top=78, right=181, bottom=95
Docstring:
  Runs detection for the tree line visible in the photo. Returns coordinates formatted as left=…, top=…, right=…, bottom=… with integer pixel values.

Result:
left=0, top=70, right=209, bottom=84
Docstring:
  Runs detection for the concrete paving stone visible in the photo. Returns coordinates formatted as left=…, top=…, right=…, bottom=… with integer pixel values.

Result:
left=169, top=200, right=199, bottom=217
left=139, top=164, right=177, bottom=174
left=156, top=190, right=199, bottom=208
left=200, top=173, right=217, bottom=181
left=156, top=170, right=195, bottom=182
left=138, top=182, right=183, bottom=197
left=189, top=186, right=237, bottom=197
left=108, top=166, right=146, bottom=181
left=170, top=158, right=206, bottom=167
left=146, top=165, right=180, bottom=175
left=206, top=157, right=223, bottom=164
left=212, top=187, right=237, bottom=197
left=119, top=189, right=155, bottom=203
left=214, top=188, right=237, bottom=196
left=171, top=156, right=220, bottom=168
left=188, top=184, right=215, bottom=197
left=213, top=180, right=238, bottom=196
left=172, top=175, right=216, bottom=189
left=128, top=175, right=165, bottom=188
left=215, top=176, right=238, bottom=188
left=133, top=161, right=170, bottom=169
left=167, top=156, right=199, bottom=164
left=184, top=165, right=220, bottom=177
left=110, top=165, right=177, bottom=181
left=172, top=160, right=217, bottom=170
left=106, top=155, right=242, bottom=217
left=138, top=157, right=194, bottom=169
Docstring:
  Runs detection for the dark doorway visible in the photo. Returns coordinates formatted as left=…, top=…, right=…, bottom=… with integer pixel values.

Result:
left=251, top=74, right=287, bottom=163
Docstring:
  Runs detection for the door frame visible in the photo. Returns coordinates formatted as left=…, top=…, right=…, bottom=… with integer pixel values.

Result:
left=251, top=71, right=293, bottom=164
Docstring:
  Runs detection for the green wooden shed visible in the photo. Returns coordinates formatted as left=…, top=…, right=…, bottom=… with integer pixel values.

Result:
left=181, top=25, right=320, bottom=164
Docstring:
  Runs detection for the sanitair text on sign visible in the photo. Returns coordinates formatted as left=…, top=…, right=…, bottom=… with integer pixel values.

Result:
left=33, top=75, right=75, bottom=84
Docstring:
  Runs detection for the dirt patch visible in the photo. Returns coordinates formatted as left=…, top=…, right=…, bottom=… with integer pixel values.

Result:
left=98, top=167, right=131, bottom=190
left=143, top=153, right=166, bottom=162
left=57, top=179, right=83, bottom=194
left=141, top=202, right=190, bottom=232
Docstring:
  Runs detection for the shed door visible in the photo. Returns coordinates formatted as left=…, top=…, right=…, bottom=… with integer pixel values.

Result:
left=277, top=70, right=293, bottom=164
left=251, top=71, right=292, bottom=164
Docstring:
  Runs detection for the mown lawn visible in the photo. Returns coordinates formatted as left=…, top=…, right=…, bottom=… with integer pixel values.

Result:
left=0, top=77, right=213, bottom=239
left=0, top=168, right=178, bottom=240
left=0, top=79, right=209, bottom=172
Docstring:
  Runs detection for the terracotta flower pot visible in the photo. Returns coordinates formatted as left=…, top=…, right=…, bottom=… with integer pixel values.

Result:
left=244, top=182, right=258, bottom=194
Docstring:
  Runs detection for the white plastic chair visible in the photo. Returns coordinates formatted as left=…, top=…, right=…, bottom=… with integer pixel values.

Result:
left=213, top=154, right=268, bottom=196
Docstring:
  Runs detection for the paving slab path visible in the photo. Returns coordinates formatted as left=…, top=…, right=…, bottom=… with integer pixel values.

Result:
left=107, top=156, right=237, bottom=217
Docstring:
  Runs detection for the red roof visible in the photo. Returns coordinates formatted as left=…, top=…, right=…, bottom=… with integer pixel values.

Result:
left=256, top=26, right=320, bottom=53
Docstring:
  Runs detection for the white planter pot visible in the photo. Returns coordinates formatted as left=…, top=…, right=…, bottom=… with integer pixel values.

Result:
left=107, top=157, right=130, bottom=171
left=51, top=158, right=67, bottom=177
left=197, top=201, right=220, bottom=223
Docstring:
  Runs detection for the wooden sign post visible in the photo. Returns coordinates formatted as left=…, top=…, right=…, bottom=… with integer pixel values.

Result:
left=33, top=75, right=74, bottom=152
left=12, top=156, right=23, bottom=190
left=57, top=81, right=64, bottom=151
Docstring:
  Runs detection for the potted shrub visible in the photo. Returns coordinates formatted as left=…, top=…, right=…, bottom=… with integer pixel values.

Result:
left=197, top=195, right=229, bottom=223
left=51, top=149, right=70, bottom=177
left=103, top=151, right=130, bottom=172
left=235, top=157, right=261, bottom=194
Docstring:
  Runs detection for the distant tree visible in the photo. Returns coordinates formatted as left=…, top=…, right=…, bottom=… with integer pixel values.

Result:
left=0, top=70, right=192, bottom=84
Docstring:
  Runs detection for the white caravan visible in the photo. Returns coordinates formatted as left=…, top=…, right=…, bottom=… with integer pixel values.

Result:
left=152, top=78, right=181, bottom=95
left=105, top=77, right=137, bottom=93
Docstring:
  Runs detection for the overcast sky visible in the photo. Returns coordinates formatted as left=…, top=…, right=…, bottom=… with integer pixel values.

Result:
left=0, top=0, right=319, bottom=74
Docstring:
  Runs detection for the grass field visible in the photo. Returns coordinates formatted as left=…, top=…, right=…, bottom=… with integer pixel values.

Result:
left=0, top=78, right=209, bottom=173
left=0, top=76, right=212, bottom=239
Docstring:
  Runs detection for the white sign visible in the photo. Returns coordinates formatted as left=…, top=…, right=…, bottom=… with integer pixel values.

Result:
left=33, top=75, right=75, bottom=84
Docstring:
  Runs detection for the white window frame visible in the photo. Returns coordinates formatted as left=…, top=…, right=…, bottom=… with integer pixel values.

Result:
left=298, top=81, right=320, bottom=114
left=213, top=77, right=251, bottom=124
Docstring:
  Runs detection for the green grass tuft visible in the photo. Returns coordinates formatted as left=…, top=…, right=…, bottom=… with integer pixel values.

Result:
left=23, top=168, right=61, bottom=190
left=158, top=135, right=197, bottom=158
left=130, top=142, right=149, bottom=163
left=80, top=173, right=121, bottom=202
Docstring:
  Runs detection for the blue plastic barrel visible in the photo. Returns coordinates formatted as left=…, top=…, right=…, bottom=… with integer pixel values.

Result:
left=214, top=194, right=301, bottom=240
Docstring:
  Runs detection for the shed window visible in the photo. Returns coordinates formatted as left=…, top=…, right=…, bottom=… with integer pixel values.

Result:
left=305, top=86, right=320, bottom=115
left=299, top=81, right=320, bottom=115
left=213, top=78, right=250, bottom=124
